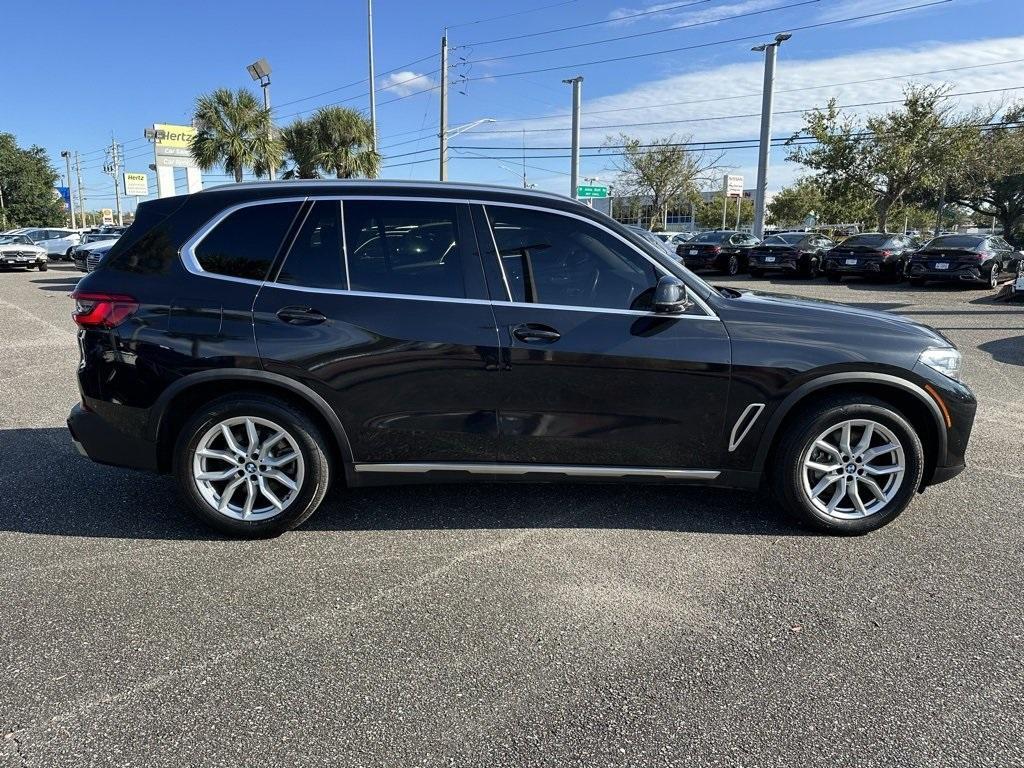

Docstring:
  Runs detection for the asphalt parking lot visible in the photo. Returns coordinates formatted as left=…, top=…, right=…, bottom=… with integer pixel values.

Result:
left=1, top=263, right=1022, bottom=767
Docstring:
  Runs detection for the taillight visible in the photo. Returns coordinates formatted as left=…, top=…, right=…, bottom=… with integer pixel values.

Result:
left=879, top=250, right=893, bottom=258
left=710, top=246, right=722, bottom=254
left=72, top=291, right=139, bottom=329
left=976, top=251, right=990, bottom=260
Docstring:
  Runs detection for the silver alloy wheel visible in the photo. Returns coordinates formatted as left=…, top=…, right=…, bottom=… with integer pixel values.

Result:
left=191, top=416, right=305, bottom=521
left=990, top=265, right=999, bottom=288
left=799, top=418, right=905, bottom=520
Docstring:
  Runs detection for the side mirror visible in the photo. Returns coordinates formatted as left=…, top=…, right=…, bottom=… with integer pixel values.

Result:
left=653, top=274, right=689, bottom=314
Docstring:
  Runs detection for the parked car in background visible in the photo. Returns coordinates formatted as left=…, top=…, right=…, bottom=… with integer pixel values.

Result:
left=68, top=180, right=975, bottom=538
left=0, top=234, right=49, bottom=271
left=656, top=231, right=694, bottom=249
left=678, top=230, right=760, bottom=275
left=823, top=233, right=920, bottom=283
left=82, top=242, right=116, bottom=273
left=72, top=233, right=122, bottom=272
left=906, top=234, right=1022, bottom=288
left=626, top=225, right=678, bottom=256
left=747, top=232, right=835, bottom=278
left=21, top=228, right=81, bottom=260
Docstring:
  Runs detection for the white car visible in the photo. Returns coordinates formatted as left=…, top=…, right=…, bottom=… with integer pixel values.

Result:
left=0, top=234, right=49, bottom=271
left=21, top=228, right=81, bottom=260
left=656, top=231, right=695, bottom=250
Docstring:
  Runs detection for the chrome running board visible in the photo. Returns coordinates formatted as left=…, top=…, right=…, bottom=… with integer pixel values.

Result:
left=353, top=463, right=719, bottom=480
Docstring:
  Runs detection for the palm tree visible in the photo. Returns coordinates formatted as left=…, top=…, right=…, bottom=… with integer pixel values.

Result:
left=310, top=106, right=381, bottom=179
left=279, top=118, right=321, bottom=179
left=190, top=88, right=283, bottom=182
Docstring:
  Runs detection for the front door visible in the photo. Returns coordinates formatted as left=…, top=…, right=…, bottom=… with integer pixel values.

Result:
left=474, top=203, right=731, bottom=470
left=254, top=197, right=500, bottom=464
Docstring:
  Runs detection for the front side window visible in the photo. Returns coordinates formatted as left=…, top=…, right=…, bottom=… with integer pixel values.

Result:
left=194, top=201, right=302, bottom=281
left=343, top=200, right=465, bottom=299
left=486, top=206, right=659, bottom=312
left=277, top=200, right=346, bottom=290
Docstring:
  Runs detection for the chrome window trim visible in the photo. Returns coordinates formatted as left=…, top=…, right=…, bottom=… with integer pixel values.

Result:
left=728, top=403, right=765, bottom=452
left=353, top=462, right=720, bottom=480
left=339, top=199, right=351, bottom=290
left=180, top=196, right=309, bottom=285
left=477, top=199, right=720, bottom=321
left=481, top=205, right=514, bottom=302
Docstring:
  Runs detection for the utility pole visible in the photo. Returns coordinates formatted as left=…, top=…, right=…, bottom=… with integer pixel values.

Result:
left=60, top=151, right=77, bottom=228
left=736, top=196, right=742, bottom=230
left=104, top=138, right=124, bottom=226
left=74, top=151, right=87, bottom=227
left=751, top=33, right=791, bottom=240
left=439, top=31, right=449, bottom=181
left=367, top=0, right=377, bottom=153
left=563, top=76, right=583, bottom=199
left=934, top=183, right=946, bottom=235
left=522, top=129, right=528, bottom=188
left=0, top=181, right=6, bottom=230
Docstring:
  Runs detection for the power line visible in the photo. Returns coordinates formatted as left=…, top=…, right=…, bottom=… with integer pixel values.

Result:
left=464, top=0, right=822, bottom=66
left=457, top=0, right=954, bottom=83
left=457, top=0, right=714, bottom=48
left=447, top=0, right=580, bottom=30
left=468, top=85, right=1024, bottom=136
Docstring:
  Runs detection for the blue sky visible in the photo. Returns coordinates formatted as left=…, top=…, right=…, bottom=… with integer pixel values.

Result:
left=2, top=0, right=1016, bottom=210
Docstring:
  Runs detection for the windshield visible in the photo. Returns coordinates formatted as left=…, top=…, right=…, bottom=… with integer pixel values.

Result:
left=692, top=231, right=732, bottom=244
left=763, top=233, right=805, bottom=245
left=841, top=234, right=891, bottom=247
left=0, top=235, right=30, bottom=245
left=927, top=235, right=985, bottom=249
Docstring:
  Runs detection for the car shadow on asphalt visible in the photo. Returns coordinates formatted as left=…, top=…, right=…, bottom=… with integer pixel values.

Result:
left=978, top=336, right=1024, bottom=367
left=0, top=427, right=815, bottom=540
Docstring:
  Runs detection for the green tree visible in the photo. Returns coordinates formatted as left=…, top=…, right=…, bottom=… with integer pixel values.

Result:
left=693, top=193, right=754, bottom=230
left=309, top=106, right=380, bottom=179
left=0, top=133, right=65, bottom=228
left=787, top=85, right=978, bottom=232
left=190, top=88, right=283, bottom=182
left=767, top=177, right=824, bottom=228
left=607, top=133, right=723, bottom=230
left=948, top=102, right=1024, bottom=245
left=279, top=118, right=321, bottom=180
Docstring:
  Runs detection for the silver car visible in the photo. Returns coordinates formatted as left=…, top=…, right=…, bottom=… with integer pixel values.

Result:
left=0, top=234, right=49, bottom=271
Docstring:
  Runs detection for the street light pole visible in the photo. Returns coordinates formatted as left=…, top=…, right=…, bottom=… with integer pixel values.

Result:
left=367, top=0, right=377, bottom=153
left=61, top=150, right=77, bottom=228
left=563, top=76, right=583, bottom=199
left=751, top=33, right=791, bottom=240
left=247, top=58, right=275, bottom=180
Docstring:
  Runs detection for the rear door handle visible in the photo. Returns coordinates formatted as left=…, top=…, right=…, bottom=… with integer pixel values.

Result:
left=511, top=323, right=561, bottom=343
left=276, top=306, right=328, bottom=325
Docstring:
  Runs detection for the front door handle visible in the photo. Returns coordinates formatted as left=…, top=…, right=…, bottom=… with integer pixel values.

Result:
left=511, top=323, right=561, bottom=343
left=276, top=306, right=328, bottom=325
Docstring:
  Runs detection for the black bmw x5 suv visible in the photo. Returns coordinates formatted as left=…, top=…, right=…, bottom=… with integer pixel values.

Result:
left=68, top=181, right=976, bottom=537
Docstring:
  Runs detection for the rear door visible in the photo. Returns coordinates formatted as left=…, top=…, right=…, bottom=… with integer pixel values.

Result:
left=474, top=203, right=731, bottom=470
left=253, top=196, right=501, bottom=464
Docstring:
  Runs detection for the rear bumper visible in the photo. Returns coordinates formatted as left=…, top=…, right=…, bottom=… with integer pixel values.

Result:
left=67, top=403, right=160, bottom=472
left=750, top=257, right=798, bottom=272
left=907, top=263, right=984, bottom=282
left=824, top=259, right=899, bottom=276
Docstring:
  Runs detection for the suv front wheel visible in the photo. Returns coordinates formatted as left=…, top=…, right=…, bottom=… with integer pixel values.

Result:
left=173, top=395, right=331, bottom=537
left=772, top=395, right=924, bottom=534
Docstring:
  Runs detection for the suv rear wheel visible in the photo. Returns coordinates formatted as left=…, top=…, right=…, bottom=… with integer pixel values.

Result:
left=173, top=395, right=331, bottom=537
left=772, top=395, right=924, bottom=534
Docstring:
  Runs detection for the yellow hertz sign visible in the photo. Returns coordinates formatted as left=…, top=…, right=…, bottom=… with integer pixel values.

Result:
left=153, top=124, right=197, bottom=148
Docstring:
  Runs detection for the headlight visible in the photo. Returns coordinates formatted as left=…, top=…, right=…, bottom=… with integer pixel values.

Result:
left=919, top=347, right=962, bottom=382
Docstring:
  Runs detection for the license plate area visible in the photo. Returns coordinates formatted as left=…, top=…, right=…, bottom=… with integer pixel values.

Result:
left=845, top=258, right=858, bottom=266
left=935, top=262, right=950, bottom=270
left=765, top=256, right=776, bottom=262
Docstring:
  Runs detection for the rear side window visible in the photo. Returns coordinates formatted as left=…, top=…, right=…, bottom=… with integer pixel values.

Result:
left=194, top=201, right=301, bottom=281
left=277, top=200, right=346, bottom=290
left=343, top=200, right=465, bottom=299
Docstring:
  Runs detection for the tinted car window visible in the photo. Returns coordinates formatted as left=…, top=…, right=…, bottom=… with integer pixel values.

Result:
left=344, top=200, right=465, bottom=299
left=928, top=235, right=985, bottom=249
left=693, top=231, right=732, bottom=244
left=277, top=200, right=346, bottom=290
left=194, top=201, right=301, bottom=281
left=763, top=234, right=804, bottom=245
left=486, top=206, right=658, bottom=311
left=840, top=234, right=889, bottom=247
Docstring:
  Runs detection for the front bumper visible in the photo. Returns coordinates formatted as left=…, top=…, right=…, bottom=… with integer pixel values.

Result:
left=67, top=402, right=159, bottom=472
left=0, top=255, right=44, bottom=267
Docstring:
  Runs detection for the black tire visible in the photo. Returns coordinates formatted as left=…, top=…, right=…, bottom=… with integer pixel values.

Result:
left=724, top=253, right=741, bottom=276
left=979, top=263, right=999, bottom=290
left=826, top=274, right=842, bottom=283
left=38, top=262, right=48, bottom=272
left=749, top=268, right=764, bottom=278
left=800, top=257, right=819, bottom=279
left=909, top=277, right=926, bottom=287
left=770, top=395, right=924, bottom=535
left=173, top=394, right=331, bottom=537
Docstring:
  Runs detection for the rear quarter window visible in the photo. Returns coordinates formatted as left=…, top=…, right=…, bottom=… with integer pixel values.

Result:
left=193, top=202, right=302, bottom=281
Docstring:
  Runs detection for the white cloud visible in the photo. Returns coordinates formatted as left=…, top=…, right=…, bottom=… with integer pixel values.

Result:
left=461, top=35, right=1024, bottom=192
left=379, top=71, right=435, bottom=96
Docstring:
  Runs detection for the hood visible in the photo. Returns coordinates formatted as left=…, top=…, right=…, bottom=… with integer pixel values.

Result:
left=0, top=243, right=43, bottom=252
left=722, top=288, right=952, bottom=348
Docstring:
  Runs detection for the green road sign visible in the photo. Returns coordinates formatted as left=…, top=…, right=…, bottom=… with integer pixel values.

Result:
left=576, top=185, right=608, bottom=198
